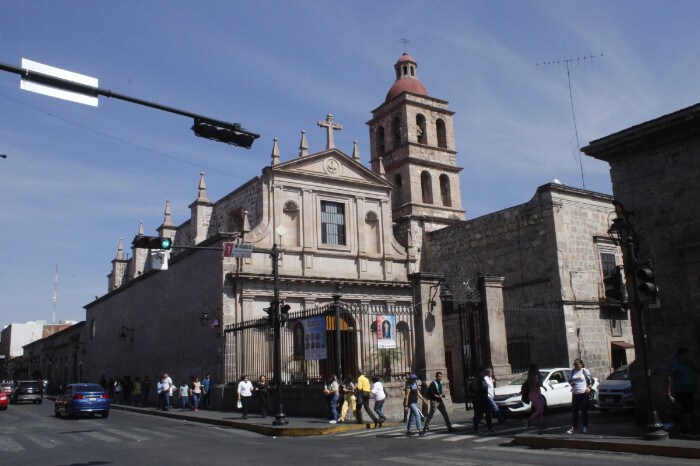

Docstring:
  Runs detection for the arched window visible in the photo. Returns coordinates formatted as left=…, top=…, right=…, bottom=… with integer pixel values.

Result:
left=421, top=171, right=433, bottom=204
left=439, top=174, right=452, bottom=207
left=436, top=119, right=447, bottom=149
left=376, top=126, right=385, bottom=156
left=416, top=114, right=427, bottom=144
left=402, top=65, right=408, bottom=76
left=393, top=174, right=403, bottom=207
left=391, top=117, right=401, bottom=149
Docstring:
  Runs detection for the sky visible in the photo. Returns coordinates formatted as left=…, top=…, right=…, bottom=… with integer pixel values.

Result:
left=1, top=1, right=698, bottom=326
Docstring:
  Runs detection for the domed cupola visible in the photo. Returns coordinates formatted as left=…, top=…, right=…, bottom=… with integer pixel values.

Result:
left=385, top=53, right=428, bottom=102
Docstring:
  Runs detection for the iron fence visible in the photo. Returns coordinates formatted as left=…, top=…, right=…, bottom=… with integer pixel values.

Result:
left=504, top=307, right=569, bottom=373
left=224, top=302, right=416, bottom=385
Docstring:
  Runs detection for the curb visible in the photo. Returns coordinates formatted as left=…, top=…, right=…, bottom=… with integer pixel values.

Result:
left=108, top=404, right=389, bottom=437
left=514, top=434, right=700, bottom=460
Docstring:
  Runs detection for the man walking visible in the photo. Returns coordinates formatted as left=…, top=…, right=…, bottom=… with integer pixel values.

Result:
left=422, top=372, right=454, bottom=433
left=667, top=347, right=700, bottom=438
left=356, top=370, right=379, bottom=427
left=472, top=367, right=493, bottom=434
left=202, top=373, right=212, bottom=409
left=162, top=372, right=173, bottom=411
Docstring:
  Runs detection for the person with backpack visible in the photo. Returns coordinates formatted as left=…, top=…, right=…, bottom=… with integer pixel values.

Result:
left=472, top=367, right=493, bottom=434
left=422, top=371, right=454, bottom=433
left=404, top=374, right=428, bottom=436
left=370, top=375, right=387, bottom=426
left=567, top=358, right=593, bottom=434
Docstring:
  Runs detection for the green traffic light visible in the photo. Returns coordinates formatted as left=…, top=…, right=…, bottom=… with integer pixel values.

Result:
left=160, top=238, right=172, bottom=249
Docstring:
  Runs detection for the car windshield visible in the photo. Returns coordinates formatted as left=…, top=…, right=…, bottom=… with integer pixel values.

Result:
left=20, top=381, right=41, bottom=388
left=607, top=368, right=630, bottom=381
left=508, top=371, right=551, bottom=385
left=74, top=384, right=105, bottom=393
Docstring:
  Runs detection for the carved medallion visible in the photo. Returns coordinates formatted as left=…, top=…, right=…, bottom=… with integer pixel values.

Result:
left=324, top=158, right=341, bottom=175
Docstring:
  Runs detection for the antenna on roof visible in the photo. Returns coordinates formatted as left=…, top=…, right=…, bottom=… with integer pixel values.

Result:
left=537, top=54, right=603, bottom=191
left=400, top=37, right=410, bottom=53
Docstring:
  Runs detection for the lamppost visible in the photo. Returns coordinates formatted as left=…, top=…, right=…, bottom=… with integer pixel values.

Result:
left=608, top=209, right=667, bottom=441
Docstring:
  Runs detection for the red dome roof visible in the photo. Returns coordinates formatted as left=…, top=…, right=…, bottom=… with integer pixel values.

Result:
left=396, top=53, right=416, bottom=64
left=385, top=78, right=428, bottom=101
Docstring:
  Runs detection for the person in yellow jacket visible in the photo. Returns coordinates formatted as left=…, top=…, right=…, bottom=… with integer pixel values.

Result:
left=356, top=370, right=379, bottom=427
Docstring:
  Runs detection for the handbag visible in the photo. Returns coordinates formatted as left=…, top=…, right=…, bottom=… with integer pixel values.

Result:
left=237, top=399, right=243, bottom=409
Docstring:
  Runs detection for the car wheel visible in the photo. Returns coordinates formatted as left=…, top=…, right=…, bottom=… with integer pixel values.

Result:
left=101, top=411, right=109, bottom=419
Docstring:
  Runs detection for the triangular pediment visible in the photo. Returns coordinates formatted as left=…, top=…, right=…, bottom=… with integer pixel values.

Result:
left=272, top=149, right=390, bottom=187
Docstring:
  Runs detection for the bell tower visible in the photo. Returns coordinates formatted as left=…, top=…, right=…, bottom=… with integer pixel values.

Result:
left=367, top=53, right=465, bottom=255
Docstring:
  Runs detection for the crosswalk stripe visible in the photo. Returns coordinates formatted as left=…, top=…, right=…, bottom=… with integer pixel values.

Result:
left=0, top=435, right=25, bottom=452
left=22, top=434, right=57, bottom=449
left=102, top=428, right=147, bottom=441
left=83, top=431, right=120, bottom=443
left=443, top=434, right=476, bottom=441
left=131, top=427, right=178, bottom=439
left=473, top=436, right=501, bottom=443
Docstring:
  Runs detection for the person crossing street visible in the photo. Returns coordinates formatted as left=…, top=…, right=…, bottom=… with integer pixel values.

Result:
left=422, top=372, right=454, bottom=433
left=356, top=370, right=379, bottom=427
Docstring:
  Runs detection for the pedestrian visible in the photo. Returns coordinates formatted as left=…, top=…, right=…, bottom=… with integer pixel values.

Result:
left=141, top=376, right=151, bottom=406
left=114, top=378, right=123, bottom=404
left=255, top=375, right=270, bottom=418
left=202, top=373, right=212, bottom=409
left=324, top=375, right=340, bottom=423
left=524, top=364, right=545, bottom=432
left=402, top=372, right=411, bottom=422
left=472, top=367, right=493, bottom=434
left=133, top=377, right=142, bottom=406
left=370, top=375, right=387, bottom=426
left=485, top=368, right=506, bottom=423
left=122, top=376, right=132, bottom=405
left=99, top=375, right=107, bottom=390
left=179, top=381, right=190, bottom=411
left=108, top=377, right=115, bottom=400
left=237, top=375, right=254, bottom=420
left=162, top=372, right=173, bottom=411
left=667, top=347, right=700, bottom=438
left=567, top=358, right=593, bottom=434
left=404, top=373, right=427, bottom=436
left=339, top=376, right=357, bottom=422
left=157, top=377, right=165, bottom=410
left=356, top=370, right=379, bottom=427
left=191, top=376, right=202, bottom=412
left=423, top=371, right=454, bottom=433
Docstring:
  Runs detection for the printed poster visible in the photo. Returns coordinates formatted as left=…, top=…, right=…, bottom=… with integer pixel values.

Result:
left=377, top=315, right=396, bottom=349
left=293, top=317, right=327, bottom=361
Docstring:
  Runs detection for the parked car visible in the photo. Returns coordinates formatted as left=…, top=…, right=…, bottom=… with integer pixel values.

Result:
left=1, top=382, right=15, bottom=398
left=597, top=365, right=633, bottom=412
left=493, top=368, right=599, bottom=414
left=0, top=390, right=8, bottom=409
left=55, top=383, right=111, bottom=418
left=10, top=380, right=43, bottom=404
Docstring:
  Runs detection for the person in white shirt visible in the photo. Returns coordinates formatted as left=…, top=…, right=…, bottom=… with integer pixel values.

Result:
left=371, top=376, right=387, bottom=426
left=567, top=359, right=593, bottom=434
left=485, top=368, right=505, bottom=423
left=237, top=375, right=254, bottom=420
left=162, top=372, right=173, bottom=411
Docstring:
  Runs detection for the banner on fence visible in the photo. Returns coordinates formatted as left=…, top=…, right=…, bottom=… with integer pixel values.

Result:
left=293, top=317, right=327, bottom=360
left=377, top=315, right=396, bottom=348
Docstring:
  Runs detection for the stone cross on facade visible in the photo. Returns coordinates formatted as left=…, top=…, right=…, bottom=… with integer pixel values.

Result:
left=317, top=114, right=342, bottom=150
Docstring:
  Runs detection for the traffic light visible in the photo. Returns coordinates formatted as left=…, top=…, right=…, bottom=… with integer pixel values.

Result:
left=603, top=265, right=627, bottom=302
left=132, top=235, right=172, bottom=250
left=280, top=302, right=291, bottom=324
left=635, top=261, right=658, bottom=302
left=264, top=305, right=274, bottom=326
left=191, top=118, right=258, bottom=149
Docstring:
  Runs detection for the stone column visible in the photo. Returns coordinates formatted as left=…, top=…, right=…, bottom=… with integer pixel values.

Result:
left=481, top=276, right=513, bottom=381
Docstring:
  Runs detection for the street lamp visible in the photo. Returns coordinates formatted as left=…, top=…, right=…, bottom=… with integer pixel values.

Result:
left=199, top=312, right=212, bottom=327
left=271, top=225, right=289, bottom=426
left=119, top=326, right=133, bottom=343
left=607, top=208, right=667, bottom=441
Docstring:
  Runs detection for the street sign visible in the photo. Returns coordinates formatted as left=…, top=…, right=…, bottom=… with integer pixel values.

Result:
left=20, top=58, right=98, bottom=106
left=151, top=251, right=169, bottom=270
left=222, top=242, right=253, bottom=258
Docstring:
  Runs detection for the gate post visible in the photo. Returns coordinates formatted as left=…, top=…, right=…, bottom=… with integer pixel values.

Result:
left=409, top=273, right=450, bottom=395
left=480, top=276, right=513, bottom=382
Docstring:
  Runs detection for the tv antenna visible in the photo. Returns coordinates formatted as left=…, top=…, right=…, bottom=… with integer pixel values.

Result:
left=537, top=54, right=603, bottom=190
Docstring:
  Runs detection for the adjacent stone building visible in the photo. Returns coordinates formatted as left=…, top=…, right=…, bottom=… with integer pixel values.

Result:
left=582, top=103, right=700, bottom=421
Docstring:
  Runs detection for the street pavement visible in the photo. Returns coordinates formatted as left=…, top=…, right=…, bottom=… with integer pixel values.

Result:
left=1, top=400, right=699, bottom=465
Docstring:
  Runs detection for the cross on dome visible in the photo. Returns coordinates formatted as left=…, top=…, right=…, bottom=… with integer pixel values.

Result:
left=317, top=114, right=342, bottom=150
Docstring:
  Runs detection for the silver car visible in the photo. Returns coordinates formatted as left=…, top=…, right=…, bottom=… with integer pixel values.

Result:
left=597, top=365, right=633, bottom=412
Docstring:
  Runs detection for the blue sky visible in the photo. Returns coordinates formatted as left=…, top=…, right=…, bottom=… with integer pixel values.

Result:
left=1, top=1, right=698, bottom=326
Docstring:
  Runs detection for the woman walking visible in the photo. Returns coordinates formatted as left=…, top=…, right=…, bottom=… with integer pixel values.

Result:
left=525, top=364, right=546, bottom=432
left=191, top=376, right=202, bottom=412
left=255, top=375, right=270, bottom=418
left=567, top=359, right=593, bottom=434
left=237, top=375, right=254, bottom=420
left=339, top=376, right=357, bottom=422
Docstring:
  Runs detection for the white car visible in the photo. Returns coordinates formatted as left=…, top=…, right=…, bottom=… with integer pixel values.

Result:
left=493, top=368, right=599, bottom=414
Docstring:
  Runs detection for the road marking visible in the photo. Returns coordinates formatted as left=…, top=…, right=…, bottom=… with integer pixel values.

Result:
left=22, top=434, right=57, bottom=449
left=473, top=436, right=502, bottom=443
left=442, top=434, right=476, bottom=442
left=0, top=435, right=25, bottom=452
left=102, top=428, right=147, bottom=441
left=131, top=427, right=178, bottom=439
left=84, top=431, right=121, bottom=443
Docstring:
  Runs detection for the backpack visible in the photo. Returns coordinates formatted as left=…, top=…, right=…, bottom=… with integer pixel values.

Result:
left=520, top=381, right=530, bottom=404
left=469, top=377, right=482, bottom=396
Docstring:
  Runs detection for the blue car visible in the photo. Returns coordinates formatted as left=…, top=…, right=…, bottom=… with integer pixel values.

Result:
left=55, top=383, right=111, bottom=418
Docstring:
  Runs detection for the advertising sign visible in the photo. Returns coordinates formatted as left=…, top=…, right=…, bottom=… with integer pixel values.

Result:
left=377, top=315, right=396, bottom=349
left=293, top=317, right=327, bottom=360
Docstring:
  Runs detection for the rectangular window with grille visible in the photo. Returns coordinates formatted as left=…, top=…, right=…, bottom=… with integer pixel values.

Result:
left=601, top=253, right=616, bottom=278
left=321, top=201, right=345, bottom=245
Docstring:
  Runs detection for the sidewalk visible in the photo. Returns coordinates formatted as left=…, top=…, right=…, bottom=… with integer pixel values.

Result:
left=513, top=414, right=700, bottom=460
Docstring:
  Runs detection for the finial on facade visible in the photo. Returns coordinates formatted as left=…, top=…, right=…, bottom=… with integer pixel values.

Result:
left=138, top=221, right=144, bottom=236
left=299, top=130, right=308, bottom=157
left=116, top=238, right=124, bottom=260
left=162, top=200, right=174, bottom=226
left=378, top=155, right=386, bottom=176
left=242, top=210, right=250, bottom=232
left=197, top=172, right=210, bottom=203
left=271, top=138, right=280, bottom=165
left=352, top=140, right=360, bottom=161
left=317, top=114, right=342, bottom=150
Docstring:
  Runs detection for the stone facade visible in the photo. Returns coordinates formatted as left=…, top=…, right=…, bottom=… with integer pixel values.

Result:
left=582, top=102, right=700, bottom=421
left=20, top=322, right=85, bottom=388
